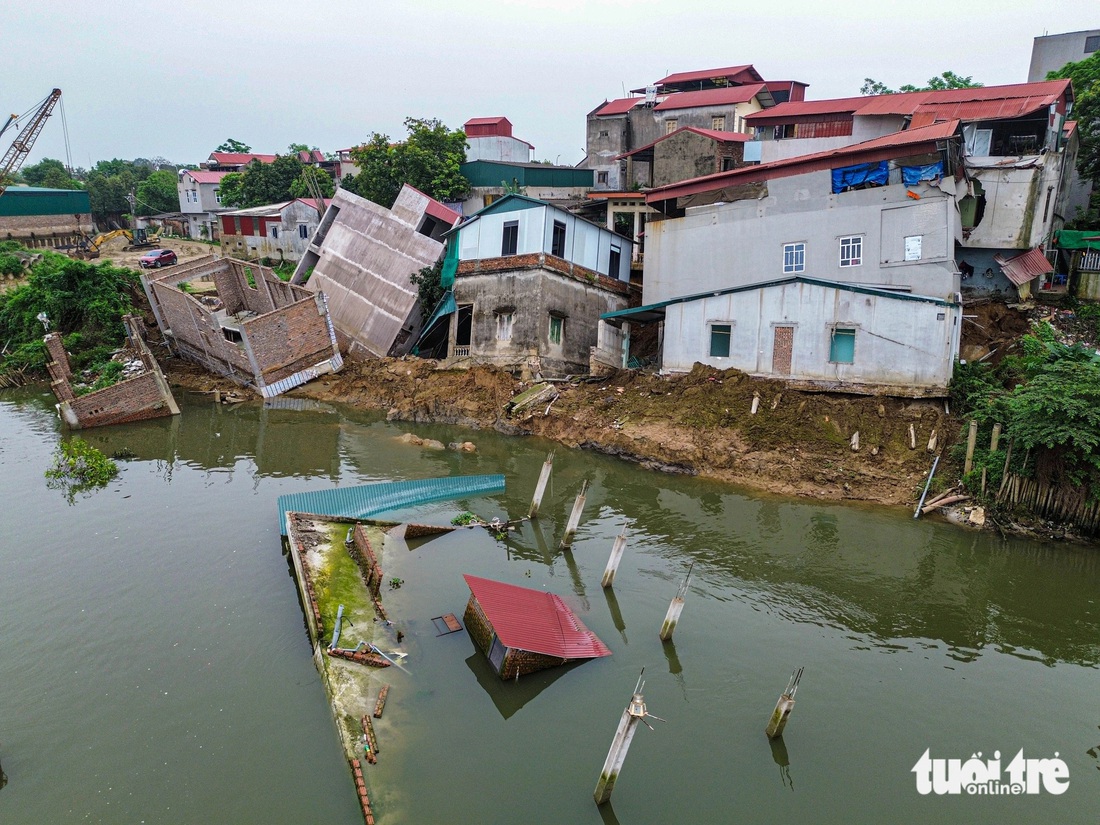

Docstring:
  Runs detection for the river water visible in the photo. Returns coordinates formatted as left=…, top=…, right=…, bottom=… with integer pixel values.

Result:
left=0, top=387, right=1096, bottom=824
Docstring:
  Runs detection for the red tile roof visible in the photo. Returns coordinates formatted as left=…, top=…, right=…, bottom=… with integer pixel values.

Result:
left=209, top=152, right=278, bottom=165
left=181, top=170, right=229, bottom=184
left=994, top=248, right=1053, bottom=286
left=747, top=80, right=1072, bottom=125
left=634, top=64, right=763, bottom=92
left=647, top=120, right=961, bottom=205
left=594, top=97, right=642, bottom=117
left=617, top=126, right=751, bottom=159
left=463, top=574, right=612, bottom=660
left=654, top=84, right=769, bottom=111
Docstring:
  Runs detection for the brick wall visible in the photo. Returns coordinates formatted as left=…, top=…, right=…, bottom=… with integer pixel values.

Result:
left=66, top=372, right=174, bottom=428
left=500, top=648, right=568, bottom=680
left=243, top=294, right=336, bottom=387
left=0, top=213, right=94, bottom=248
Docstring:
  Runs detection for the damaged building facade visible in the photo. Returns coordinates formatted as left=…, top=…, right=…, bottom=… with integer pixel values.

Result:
left=142, top=256, right=342, bottom=398
left=744, top=80, right=1080, bottom=298
left=422, top=195, right=632, bottom=377
left=291, top=185, right=459, bottom=357
left=45, top=315, right=180, bottom=429
left=604, top=122, right=966, bottom=396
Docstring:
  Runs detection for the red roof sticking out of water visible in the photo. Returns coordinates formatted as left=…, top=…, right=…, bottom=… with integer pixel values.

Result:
left=463, top=575, right=612, bottom=660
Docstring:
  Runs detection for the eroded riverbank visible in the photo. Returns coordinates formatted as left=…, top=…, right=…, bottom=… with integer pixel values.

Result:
left=165, top=354, right=956, bottom=509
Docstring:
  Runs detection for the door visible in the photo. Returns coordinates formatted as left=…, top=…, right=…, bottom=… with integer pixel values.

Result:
left=772, top=326, right=794, bottom=376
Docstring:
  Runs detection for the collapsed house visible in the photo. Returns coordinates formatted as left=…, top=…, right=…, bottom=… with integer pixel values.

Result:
left=141, top=256, right=342, bottom=398
left=462, top=574, right=611, bottom=680
left=44, top=315, right=180, bottom=429
left=291, top=185, right=460, bottom=357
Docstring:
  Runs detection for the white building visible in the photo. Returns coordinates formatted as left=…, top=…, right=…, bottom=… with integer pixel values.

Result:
left=177, top=169, right=229, bottom=239
left=218, top=198, right=331, bottom=262
left=603, top=121, right=966, bottom=395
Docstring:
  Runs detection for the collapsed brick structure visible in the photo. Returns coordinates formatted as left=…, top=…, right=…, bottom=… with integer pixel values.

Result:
left=141, top=256, right=342, bottom=398
left=463, top=574, right=612, bottom=679
left=44, top=315, right=180, bottom=429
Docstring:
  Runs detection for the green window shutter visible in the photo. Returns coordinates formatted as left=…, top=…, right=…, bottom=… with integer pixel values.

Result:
left=710, top=324, right=731, bottom=358
left=829, top=328, right=855, bottom=363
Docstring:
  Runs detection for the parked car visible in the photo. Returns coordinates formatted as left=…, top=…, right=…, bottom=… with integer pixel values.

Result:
left=139, top=249, right=178, bottom=268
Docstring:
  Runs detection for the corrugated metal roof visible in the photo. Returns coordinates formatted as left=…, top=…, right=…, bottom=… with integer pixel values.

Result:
left=744, top=96, right=867, bottom=121
left=654, top=84, right=770, bottom=111
left=746, top=80, right=1072, bottom=124
left=601, top=275, right=953, bottom=326
left=276, top=475, right=506, bottom=534
left=994, top=248, right=1053, bottom=286
left=647, top=120, right=960, bottom=204
left=463, top=575, right=612, bottom=660
left=465, top=116, right=511, bottom=127
left=594, top=97, right=642, bottom=117
left=0, top=186, right=90, bottom=216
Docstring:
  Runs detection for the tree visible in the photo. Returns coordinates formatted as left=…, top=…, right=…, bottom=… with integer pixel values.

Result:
left=289, top=166, right=335, bottom=201
left=215, top=139, right=252, bottom=153
left=134, top=170, right=179, bottom=216
left=218, top=154, right=309, bottom=208
left=218, top=172, right=246, bottom=208
left=1048, top=51, right=1100, bottom=204
left=347, top=118, right=468, bottom=208
left=860, top=71, right=983, bottom=96
left=20, top=158, right=80, bottom=189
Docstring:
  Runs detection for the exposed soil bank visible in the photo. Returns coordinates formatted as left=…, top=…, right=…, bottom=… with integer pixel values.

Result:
left=166, top=354, right=958, bottom=508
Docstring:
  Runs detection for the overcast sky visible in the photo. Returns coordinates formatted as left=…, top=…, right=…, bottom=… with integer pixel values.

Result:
left=5, top=1, right=1094, bottom=171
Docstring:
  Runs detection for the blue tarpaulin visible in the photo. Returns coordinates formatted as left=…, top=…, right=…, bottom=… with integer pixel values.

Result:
left=901, top=161, right=943, bottom=185
left=831, top=161, right=889, bottom=193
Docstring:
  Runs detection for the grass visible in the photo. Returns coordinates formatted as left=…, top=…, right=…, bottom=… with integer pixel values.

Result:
left=310, top=522, right=381, bottom=651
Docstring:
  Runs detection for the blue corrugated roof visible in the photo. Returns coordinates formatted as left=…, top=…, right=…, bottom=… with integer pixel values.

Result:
left=276, top=475, right=506, bottom=534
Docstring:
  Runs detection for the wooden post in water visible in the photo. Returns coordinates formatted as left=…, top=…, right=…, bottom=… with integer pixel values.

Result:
left=981, top=423, right=1002, bottom=496
left=601, top=528, right=628, bottom=588
left=560, top=480, right=589, bottom=549
left=659, top=562, right=694, bottom=641
left=964, top=420, right=978, bottom=475
left=528, top=451, right=555, bottom=518
left=594, top=669, right=662, bottom=805
left=765, top=667, right=803, bottom=739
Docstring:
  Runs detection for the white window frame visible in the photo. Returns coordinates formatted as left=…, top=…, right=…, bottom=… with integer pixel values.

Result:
left=665, top=118, right=678, bottom=134
left=711, top=116, right=726, bottom=131
left=782, top=242, right=806, bottom=274
left=214, top=188, right=222, bottom=204
left=839, top=235, right=862, bottom=268
left=709, top=322, right=733, bottom=358
left=495, top=311, right=513, bottom=341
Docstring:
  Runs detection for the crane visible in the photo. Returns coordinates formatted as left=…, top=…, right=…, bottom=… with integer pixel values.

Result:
left=0, top=88, right=62, bottom=199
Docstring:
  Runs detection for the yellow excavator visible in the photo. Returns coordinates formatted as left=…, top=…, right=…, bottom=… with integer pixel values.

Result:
left=67, top=227, right=158, bottom=259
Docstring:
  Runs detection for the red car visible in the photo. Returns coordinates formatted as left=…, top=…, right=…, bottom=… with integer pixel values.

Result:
left=139, top=249, right=178, bottom=268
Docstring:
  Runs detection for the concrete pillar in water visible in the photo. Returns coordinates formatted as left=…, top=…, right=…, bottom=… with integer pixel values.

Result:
left=658, top=562, right=693, bottom=641
left=981, top=423, right=1002, bottom=496
left=601, top=528, right=628, bottom=588
left=765, top=667, right=803, bottom=739
left=528, top=451, right=555, bottom=518
left=594, top=670, right=661, bottom=805
left=560, top=480, right=589, bottom=549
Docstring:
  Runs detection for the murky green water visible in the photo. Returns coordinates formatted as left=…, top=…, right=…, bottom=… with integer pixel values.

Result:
left=1, top=387, right=1096, bottom=824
